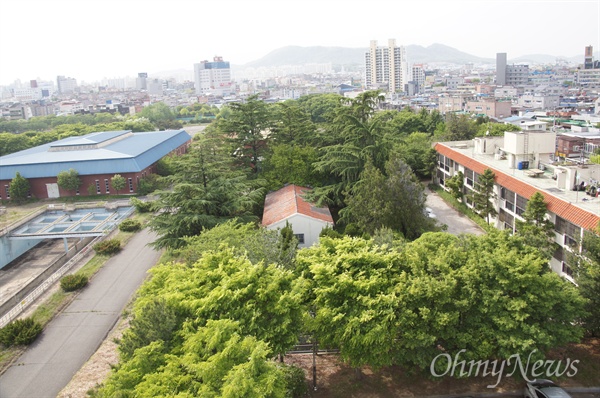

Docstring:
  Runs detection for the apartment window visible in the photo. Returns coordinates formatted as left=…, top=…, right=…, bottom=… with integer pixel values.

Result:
left=128, top=178, right=134, bottom=193
left=105, top=179, right=110, bottom=194
left=515, top=195, right=528, bottom=217
left=562, top=262, right=573, bottom=278
left=499, top=209, right=514, bottom=230
left=95, top=180, right=101, bottom=194
left=465, top=168, right=474, bottom=187
left=555, top=216, right=581, bottom=243
left=294, top=234, right=305, bottom=244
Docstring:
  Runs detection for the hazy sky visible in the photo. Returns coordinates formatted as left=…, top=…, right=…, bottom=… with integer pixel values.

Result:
left=1, top=0, right=598, bottom=85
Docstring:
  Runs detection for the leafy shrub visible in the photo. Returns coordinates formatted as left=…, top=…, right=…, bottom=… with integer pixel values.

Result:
left=137, top=174, right=161, bottom=195
left=119, top=219, right=142, bottom=232
left=60, top=274, right=88, bottom=292
left=343, top=223, right=363, bottom=237
left=0, top=318, right=43, bottom=346
left=130, top=197, right=155, bottom=213
left=93, top=239, right=121, bottom=255
left=319, top=226, right=342, bottom=239
left=282, top=364, right=308, bottom=398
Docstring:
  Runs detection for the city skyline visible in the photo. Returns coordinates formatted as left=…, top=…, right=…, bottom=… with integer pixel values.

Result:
left=1, top=0, right=599, bottom=86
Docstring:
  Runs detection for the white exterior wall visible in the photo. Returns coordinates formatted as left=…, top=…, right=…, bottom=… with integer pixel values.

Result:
left=266, top=214, right=332, bottom=248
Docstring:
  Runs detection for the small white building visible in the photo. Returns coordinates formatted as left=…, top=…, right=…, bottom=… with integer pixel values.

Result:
left=262, top=184, right=334, bottom=248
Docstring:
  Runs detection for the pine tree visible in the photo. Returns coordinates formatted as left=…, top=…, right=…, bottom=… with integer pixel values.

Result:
left=471, top=168, right=497, bottom=224
left=515, top=191, right=556, bottom=260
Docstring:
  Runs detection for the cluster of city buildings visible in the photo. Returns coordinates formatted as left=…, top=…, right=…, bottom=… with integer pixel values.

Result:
left=1, top=41, right=599, bottom=281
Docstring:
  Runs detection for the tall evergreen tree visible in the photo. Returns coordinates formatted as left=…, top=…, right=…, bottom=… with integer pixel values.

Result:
left=218, top=95, right=273, bottom=175
left=515, top=191, right=556, bottom=260
left=471, top=168, right=497, bottom=224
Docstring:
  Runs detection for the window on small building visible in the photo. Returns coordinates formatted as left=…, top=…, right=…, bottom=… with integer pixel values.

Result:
left=95, top=180, right=101, bottom=194
left=294, top=234, right=305, bottom=244
left=105, top=179, right=110, bottom=194
left=128, top=178, right=134, bottom=193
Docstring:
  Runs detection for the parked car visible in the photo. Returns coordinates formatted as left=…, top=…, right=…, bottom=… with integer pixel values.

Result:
left=524, top=379, right=572, bottom=398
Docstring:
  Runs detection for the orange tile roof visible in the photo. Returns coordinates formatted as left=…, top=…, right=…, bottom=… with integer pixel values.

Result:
left=262, top=184, right=334, bottom=226
left=435, top=143, right=600, bottom=231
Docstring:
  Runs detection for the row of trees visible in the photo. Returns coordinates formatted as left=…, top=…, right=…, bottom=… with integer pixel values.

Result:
left=7, top=169, right=130, bottom=203
left=95, top=220, right=586, bottom=395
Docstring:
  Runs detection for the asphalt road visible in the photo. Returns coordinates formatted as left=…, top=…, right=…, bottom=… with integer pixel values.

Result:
left=425, top=188, right=485, bottom=236
left=0, top=228, right=161, bottom=398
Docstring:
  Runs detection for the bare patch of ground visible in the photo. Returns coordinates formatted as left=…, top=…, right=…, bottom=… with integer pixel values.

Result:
left=59, top=335, right=599, bottom=398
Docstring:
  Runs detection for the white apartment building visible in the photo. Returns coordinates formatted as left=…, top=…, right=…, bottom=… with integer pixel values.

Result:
left=56, top=75, right=77, bottom=94
left=435, top=131, right=600, bottom=281
left=194, top=56, right=233, bottom=97
left=494, top=86, right=518, bottom=99
left=518, top=94, right=560, bottom=110
left=411, top=64, right=426, bottom=94
left=576, top=68, right=600, bottom=86
left=364, top=39, right=408, bottom=93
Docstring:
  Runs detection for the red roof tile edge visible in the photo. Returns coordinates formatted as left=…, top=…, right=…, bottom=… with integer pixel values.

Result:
left=262, top=184, right=334, bottom=226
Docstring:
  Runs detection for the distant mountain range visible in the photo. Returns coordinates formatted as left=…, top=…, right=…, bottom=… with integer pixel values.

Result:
left=152, top=44, right=591, bottom=79
left=236, top=43, right=588, bottom=69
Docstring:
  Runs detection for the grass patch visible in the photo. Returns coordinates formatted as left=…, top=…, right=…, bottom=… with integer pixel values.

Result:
left=428, top=183, right=493, bottom=233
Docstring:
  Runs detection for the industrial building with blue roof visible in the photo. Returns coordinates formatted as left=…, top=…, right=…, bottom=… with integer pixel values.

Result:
left=0, top=129, right=191, bottom=199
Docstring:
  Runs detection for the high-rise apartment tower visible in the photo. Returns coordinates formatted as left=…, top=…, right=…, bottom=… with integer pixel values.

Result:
left=364, top=39, right=408, bottom=93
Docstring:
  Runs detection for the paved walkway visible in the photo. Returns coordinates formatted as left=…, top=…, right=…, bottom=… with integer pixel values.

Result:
left=425, top=188, right=485, bottom=236
left=0, top=229, right=161, bottom=398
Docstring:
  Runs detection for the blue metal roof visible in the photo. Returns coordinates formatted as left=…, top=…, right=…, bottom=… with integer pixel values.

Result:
left=0, top=130, right=191, bottom=179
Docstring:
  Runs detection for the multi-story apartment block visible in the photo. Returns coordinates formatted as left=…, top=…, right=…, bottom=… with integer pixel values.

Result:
left=194, top=56, right=233, bottom=97
left=557, top=132, right=600, bottom=158
left=494, top=86, right=518, bottom=99
left=496, top=53, right=529, bottom=86
left=518, top=94, right=560, bottom=110
left=136, top=73, right=148, bottom=90
left=506, top=64, right=530, bottom=86
left=438, top=94, right=474, bottom=114
left=434, top=131, right=600, bottom=281
left=364, top=39, right=408, bottom=93
left=411, top=64, right=426, bottom=94
left=576, top=68, right=600, bottom=86
left=465, top=98, right=512, bottom=119
left=56, top=75, right=77, bottom=94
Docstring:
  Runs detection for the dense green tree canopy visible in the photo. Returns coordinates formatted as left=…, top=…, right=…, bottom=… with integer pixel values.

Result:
left=217, top=95, right=273, bottom=175
left=297, top=231, right=585, bottom=372
left=575, top=223, right=600, bottom=336
left=56, top=168, right=81, bottom=193
left=148, top=133, right=265, bottom=250
left=9, top=172, right=30, bottom=202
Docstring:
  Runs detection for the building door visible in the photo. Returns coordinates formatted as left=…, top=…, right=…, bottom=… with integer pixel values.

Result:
left=46, top=183, right=59, bottom=198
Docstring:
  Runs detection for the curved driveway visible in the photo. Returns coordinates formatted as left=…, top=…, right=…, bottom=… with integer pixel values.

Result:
left=0, top=228, right=161, bottom=398
left=426, top=188, right=485, bottom=236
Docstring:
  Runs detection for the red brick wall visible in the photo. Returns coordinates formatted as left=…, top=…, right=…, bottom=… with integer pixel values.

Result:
left=0, top=141, right=189, bottom=200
